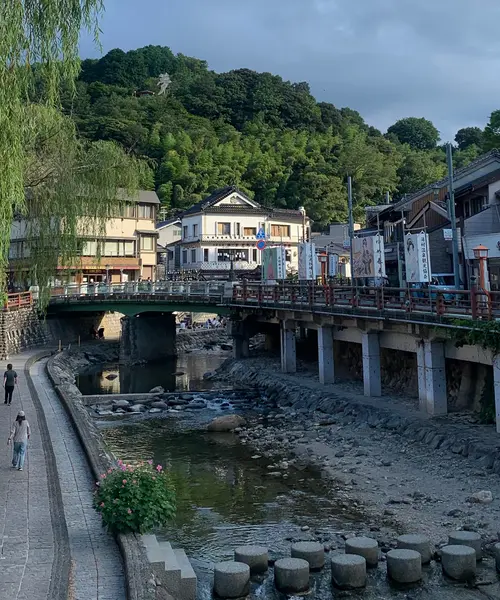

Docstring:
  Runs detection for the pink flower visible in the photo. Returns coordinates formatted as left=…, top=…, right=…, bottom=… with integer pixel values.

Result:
left=117, top=460, right=123, bottom=465
left=147, top=460, right=153, bottom=465
left=100, top=474, right=107, bottom=479
left=127, top=508, right=132, bottom=514
left=107, top=468, right=112, bottom=474
left=132, top=480, right=137, bottom=484
left=100, top=502, right=105, bottom=507
left=156, top=464, right=163, bottom=472
left=122, top=479, right=127, bottom=484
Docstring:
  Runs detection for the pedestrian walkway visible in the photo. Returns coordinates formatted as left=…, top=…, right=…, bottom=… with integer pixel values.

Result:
left=0, top=350, right=126, bottom=600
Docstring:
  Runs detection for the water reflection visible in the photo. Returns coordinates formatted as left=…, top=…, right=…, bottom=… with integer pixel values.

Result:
left=76, top=353, right=227, bottom=394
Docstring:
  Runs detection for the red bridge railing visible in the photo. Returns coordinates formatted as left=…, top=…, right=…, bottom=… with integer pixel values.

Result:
left=4, top=292, right=33, bottom=312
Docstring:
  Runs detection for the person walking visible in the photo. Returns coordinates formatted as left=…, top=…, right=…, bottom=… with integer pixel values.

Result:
left=8, top=410, right=30, bottom=471
left=3, top=363, right=17, bottom=405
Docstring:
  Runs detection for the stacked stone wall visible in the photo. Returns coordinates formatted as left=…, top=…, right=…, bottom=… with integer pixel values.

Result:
left=0, top=306, right=48, bottom=359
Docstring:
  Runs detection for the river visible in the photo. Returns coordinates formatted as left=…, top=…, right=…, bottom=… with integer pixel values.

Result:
left=93, top=352, right=493, bottom=600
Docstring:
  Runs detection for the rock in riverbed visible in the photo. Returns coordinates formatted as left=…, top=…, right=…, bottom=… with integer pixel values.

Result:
left=207, top=415, right=247, bottom=432
left=106, top=373, right=118, bottom=380
left=149, top=386, right=164, bottom=394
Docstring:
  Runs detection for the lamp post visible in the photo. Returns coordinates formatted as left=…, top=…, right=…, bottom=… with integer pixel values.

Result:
left=473, top=245, right=489, bottom=291
left=228, top=250, right=235, bottom=282
left=105, top=264, right=110, bottom=292
left=299, top=206, right=306, bottom=243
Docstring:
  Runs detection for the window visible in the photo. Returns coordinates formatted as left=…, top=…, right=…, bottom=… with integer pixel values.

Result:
left=235, top=223, right=241, bottom=236
left=217, top=222, right=231, bottom=235
left=82, top=240, right=98, bottom=256
left=182, top=250, right=187, bottom=264
left=104, top=241, right=119, bottom=256
left=244, top=227, right=257, bottom=237
left=140, top=236, right=154, bottom=251
left=122, top=204, right=136, bottom=218
left=271, top=224, right=290, bottom=237
left=252, top=249, right=257, bottom=262
left=183, top=226, right=188, bottom=239
left=193, top=224, right=198, bottom=237
left=204, top=248, right=209, bottom=261
left=138, top=204, right=154, bottom=219
left=191, top=249, right=197, bottom=263
left=217, top=249, right=248, bottom=262
left=124, top=241, right=135, bottom=256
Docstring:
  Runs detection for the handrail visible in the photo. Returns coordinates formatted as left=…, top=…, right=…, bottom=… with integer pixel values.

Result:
left=4, top=292, right=33, bottom=311
left=47, top=282, right=500, bottom=321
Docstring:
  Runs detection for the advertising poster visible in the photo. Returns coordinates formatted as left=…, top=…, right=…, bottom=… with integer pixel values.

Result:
left=352, top=235, right=386, bottom=279
left=261, top=246, right=286, bottom=282
left=298, top=242, right=318, bottom=281
left=328, top=253, right=339, bottom=277
left=404, top=232, right=432, bottom=283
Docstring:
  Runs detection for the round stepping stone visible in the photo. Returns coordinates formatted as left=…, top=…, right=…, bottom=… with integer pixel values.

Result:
left=234, top=545, right=268, bottom=574
left=331, top=554, right=367, bottom=590
left=387, top=549, right=422, bottom=583
left=291, top=541, right=325, bottom=571
left=213, top=561, right=250, bottom=598
left=448, top=531, right=482, bottom=560
left=397, top=534, right=432, bottom=564
left=345, top=536, right=379, bottom=568
left=274, top=557, right=309, bottom=594
left=494, top=542, right=500, bottom=572
left=441, top=545, right=476, bottom=581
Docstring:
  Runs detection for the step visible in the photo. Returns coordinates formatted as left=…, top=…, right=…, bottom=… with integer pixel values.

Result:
left=173, top=548, right=197, bottom=600
left=141, top=534, right=159, bottom=550
left=158, top=541, right=182, bottom=597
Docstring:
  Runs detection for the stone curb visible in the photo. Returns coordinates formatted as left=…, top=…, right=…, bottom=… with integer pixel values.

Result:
left=24, top=350, right=71, bottom=600
left=46, top=351, right=156, bottom=600
left=219, top=360, right=500, bottom=474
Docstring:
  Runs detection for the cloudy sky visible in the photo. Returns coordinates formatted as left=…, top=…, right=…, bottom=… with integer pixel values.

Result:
left=80, top=0, right=500, bottom=142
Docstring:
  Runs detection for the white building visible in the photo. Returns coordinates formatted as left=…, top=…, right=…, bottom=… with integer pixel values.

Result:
left=156, top=216, right=182, bottom=275
left=178, top=186, right=310, bottom=274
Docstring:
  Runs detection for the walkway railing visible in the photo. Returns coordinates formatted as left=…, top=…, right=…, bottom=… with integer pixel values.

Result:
left=48, top=281, right=500, bottom=321
left=4, top=292, right=32, bottom=311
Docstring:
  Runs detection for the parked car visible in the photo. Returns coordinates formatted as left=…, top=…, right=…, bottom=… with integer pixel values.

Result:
left=429, top=274, right=464, bottom=301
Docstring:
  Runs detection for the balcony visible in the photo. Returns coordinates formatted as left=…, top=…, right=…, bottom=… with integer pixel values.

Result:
left=188, top=261, right=259, bottom=271
left=181, top=234, right=302, bottom=244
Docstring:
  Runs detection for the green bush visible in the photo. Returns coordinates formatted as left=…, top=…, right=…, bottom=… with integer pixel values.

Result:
left=93, top=460, right=176, bottom=534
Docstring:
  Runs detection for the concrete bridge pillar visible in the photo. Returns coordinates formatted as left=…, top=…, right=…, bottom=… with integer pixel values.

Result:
left=230, top=319, right=251, bottom=359
left=120, top=312, right=176, bottom=363
left=417, top=340, right=447, bottom=416
left=362, top=332, right=381, bottom=397
left=281, top=322, right=297, bottom=374
left=492, top=355, right=500, bottom=434
left=318, top=326, right=335, bottom=384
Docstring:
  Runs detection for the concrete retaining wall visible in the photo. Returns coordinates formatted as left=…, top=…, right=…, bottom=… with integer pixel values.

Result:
left=0, top=306, right=48, bottom=359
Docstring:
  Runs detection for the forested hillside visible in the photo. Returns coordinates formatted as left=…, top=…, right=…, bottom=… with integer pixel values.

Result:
left=64, top=45, right=496, bottom=226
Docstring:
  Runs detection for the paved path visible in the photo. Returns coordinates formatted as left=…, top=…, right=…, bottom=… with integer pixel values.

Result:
left=0, top=350, right=126, bottom=600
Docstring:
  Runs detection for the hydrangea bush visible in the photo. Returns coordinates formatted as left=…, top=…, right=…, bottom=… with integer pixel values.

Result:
left=93, top=460, right=176, bottom=534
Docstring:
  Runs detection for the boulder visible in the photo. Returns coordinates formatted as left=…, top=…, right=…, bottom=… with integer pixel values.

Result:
left=112, top=399, right=130, bottom=409
left=168, top=398, right=188, bottom=406
left=220, top=344, right=233, bottom=351
left=149, top=386, right=164, bottom=394
left=128, top=404, right=145, bottom=413
left=105, top=373, right=118, bottom=380
left=151, top=401, right=169, bottom=410
left=470, top=491, right=493, bottom=504
left=207, top=415, right=247, bottom=432
left=188, top=401, right=207, bottom=410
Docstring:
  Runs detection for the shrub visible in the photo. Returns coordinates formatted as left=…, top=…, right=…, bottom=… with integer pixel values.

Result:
left=93, top=460, right=176, bottom=534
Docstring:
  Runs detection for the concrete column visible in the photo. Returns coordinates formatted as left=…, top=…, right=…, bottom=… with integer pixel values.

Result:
left=492, top=354, right=500, bottom=434
left=416, top=342, right=427, bottom=413
left=233, top=336, right=250, bottom=359
left=423, top=340, right=447, bottom=416
left=318, top=326, right=335, bottom=384
left=361, top=332, right=381, bottom=397
left=120, top=312, right=176, bottom=363
left=281, top=323, right=296, bottom=373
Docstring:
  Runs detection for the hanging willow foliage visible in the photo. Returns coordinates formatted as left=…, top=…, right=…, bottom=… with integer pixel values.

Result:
left=1, top=1, right=146, bottom=307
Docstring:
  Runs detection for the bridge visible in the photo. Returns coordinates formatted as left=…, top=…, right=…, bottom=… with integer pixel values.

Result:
left=47, top=281, right=500, bottom=433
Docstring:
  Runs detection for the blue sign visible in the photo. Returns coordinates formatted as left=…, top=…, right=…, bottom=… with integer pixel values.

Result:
left=256, top=228, right=266, bottom=240
left=256, top=240, right=266, bottom=251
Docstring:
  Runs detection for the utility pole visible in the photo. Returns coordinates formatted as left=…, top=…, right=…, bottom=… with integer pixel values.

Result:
left=446, top=143, right=461, bottom=289
left=347, top=176, right=355, bottom=284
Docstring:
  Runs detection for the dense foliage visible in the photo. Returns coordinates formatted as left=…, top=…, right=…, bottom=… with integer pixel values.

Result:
left=94, top=460, right=176, bottom=535
left=64, top=45, right=492, bottom=227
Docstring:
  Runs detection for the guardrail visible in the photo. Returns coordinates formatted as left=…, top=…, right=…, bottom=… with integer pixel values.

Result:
left=4, top=292, right=32, bottom=311
left=48, top=282, right=500, bottom=322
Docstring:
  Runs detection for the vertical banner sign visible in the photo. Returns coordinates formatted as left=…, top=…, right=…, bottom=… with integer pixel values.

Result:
left=404, top=232, right=432, bottom=283
left=261, top=247, right=286, bottom=282
left=328, top=254, right=339, bottom=277
left=352, top=235, right=386, bottom=278
left=298, top=243, right=318, bottom=280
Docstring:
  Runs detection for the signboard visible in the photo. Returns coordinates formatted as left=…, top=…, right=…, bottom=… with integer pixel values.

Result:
left=443, top=229, right=452, bottom=241
left=404, top=232, right=432, bottom=283
left=298, top=243, right=318, bottom=281
left=352, top=235, right=386, bottom=279
left=342, top=239, right=351, bottom=249
left=328, top=254, right=339, bottom=277
left=256, top=240, right=266, bottom=251
left=256, top=228, right=266, bottom=240
left=261, top=246, right=286, bottom=282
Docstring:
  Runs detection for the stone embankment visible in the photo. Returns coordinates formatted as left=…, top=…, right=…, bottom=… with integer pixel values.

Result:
left=176, top=328, right=229, bottom=353
left=214, top=355, right=500, bottom=555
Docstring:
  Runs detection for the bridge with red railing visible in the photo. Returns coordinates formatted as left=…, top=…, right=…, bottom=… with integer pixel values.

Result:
left=45, top=281, right=500, bottom=324
left=3, top=292, right=33, bottom=312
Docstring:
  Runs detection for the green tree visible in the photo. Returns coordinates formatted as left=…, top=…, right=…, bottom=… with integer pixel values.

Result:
left=483, top=111, right=500, bottom=151
left=455, top=126, right=483, bottom=151
left=387, top=117, right=440, bottom=150
left=396, top=148, right=446, bottom=196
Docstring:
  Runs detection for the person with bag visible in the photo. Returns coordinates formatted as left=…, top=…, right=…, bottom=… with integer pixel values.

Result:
left=8, top=410, right=30, bottom=471
left=3, top=363, right=18, bottom=405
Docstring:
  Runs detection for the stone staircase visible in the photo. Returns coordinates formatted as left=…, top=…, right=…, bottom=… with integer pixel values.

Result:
left=141, top=534, right=197, bottom=600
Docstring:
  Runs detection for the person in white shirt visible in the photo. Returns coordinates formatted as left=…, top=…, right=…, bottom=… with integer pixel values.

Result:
left=8, top=410, right=30, bottom=471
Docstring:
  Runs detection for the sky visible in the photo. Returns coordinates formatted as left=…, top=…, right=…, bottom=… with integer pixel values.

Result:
left=79, top=0, right=500, bottom=142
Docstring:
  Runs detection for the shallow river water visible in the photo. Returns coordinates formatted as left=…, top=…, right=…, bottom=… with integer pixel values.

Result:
left=101, top=398, right=495, bottom=600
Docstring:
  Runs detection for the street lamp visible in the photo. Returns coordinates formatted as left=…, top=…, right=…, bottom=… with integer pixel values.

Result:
left=298, top=206, right=306, bottom=243
left=473, top=245, right=489, bottom=291
left=105, top=264, right=110, bottom=291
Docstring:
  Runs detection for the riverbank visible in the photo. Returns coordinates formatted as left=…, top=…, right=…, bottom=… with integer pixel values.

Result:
left=215, top=354, right=500, bottom=556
